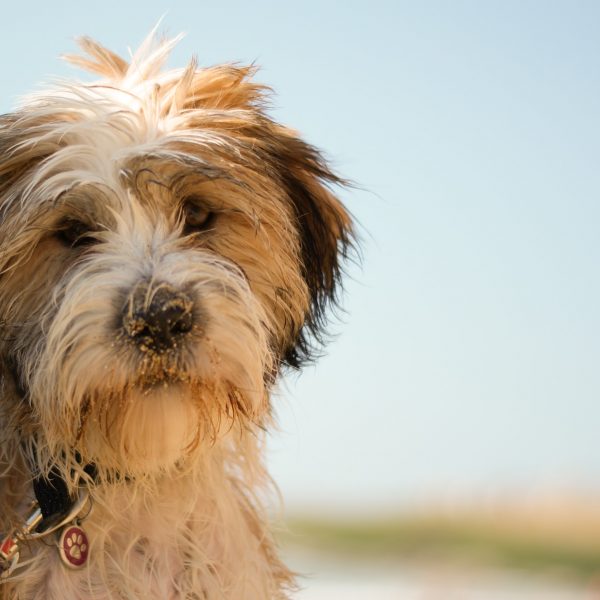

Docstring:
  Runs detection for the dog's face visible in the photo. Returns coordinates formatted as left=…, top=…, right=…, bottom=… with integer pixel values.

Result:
left=0, top=37, right=351, bottom=479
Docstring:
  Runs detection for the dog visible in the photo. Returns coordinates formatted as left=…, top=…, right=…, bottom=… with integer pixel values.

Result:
left=0, top=28, right=352, bottom=599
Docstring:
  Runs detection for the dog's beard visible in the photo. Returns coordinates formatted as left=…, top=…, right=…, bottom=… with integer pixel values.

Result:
left=82, top=384, right=200, bottom=473
left=17, top=237, right=274, bottom=480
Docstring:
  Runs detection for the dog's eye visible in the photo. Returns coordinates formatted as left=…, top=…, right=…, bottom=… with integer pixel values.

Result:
left=56, top=219, right=97, bottom=248
left=182, top=198, right=214, bottom=234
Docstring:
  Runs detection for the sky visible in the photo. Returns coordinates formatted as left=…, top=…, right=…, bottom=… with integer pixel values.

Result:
left=1, top=1, right=599, bottom=512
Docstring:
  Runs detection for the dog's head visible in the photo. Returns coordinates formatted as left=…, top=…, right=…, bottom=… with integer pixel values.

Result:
left=0, top=34, right=352, bottom=479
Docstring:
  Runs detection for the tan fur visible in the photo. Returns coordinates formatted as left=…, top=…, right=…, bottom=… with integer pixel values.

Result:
left=0, top=29, right=352, bottom=599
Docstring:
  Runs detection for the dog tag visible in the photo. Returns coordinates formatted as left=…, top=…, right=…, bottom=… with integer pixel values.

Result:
left=58, top=524, right=89, bottom=569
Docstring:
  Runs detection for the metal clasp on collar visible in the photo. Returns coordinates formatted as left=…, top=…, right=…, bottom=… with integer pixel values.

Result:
left=0, top=502, right=43, bottom=579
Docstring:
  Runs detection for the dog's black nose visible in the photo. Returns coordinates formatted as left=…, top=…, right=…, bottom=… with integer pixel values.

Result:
left=122, top=282, right=194, bottom=352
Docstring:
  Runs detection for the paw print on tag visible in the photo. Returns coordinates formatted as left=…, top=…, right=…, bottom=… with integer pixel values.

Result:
left=58, top=525, right=89, bottom=569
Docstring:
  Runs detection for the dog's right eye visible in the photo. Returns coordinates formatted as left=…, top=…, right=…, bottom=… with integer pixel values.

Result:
left=56, top=219, right=97, bottom=249
left=182, top=196, right=215, bottom=235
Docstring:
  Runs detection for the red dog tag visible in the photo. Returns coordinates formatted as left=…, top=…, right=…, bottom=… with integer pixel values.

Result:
left=58, top=525, right=89, bottom=569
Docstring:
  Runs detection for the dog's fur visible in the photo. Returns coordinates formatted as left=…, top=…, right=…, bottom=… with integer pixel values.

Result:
left=0, top=31, right=352, bottom=599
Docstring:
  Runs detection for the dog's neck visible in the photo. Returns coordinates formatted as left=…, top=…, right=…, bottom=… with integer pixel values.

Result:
left=0, top=436, right=293, bottom=599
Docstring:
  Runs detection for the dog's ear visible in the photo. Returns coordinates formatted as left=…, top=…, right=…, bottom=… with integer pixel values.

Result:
left=0, top=113, right=27, bottom=199
left=0, top=113, right=55, bottom=204
left=0, top=113, right=59, bottom=274
left=269, top=129, right=354, bottom=368
left=0, top=114, right=34, bottom=189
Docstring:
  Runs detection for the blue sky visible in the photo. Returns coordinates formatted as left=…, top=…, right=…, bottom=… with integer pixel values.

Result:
left=2, top=1, right=600, bottom=511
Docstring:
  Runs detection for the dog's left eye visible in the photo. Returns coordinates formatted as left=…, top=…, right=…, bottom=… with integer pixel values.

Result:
left=56, top=219, right=98, bottom=248
left=182, top=198, right=214, bottom=234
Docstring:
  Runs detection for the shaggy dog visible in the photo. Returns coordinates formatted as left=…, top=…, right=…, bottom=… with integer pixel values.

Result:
left=0, top=29, right=352, bottom=599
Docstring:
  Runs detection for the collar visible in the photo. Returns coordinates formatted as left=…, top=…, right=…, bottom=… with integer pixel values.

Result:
left=33, top=463, right=97, bottom=521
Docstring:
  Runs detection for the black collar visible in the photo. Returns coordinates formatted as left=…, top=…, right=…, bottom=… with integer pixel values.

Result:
left=32, top=461, right=97, bottom=525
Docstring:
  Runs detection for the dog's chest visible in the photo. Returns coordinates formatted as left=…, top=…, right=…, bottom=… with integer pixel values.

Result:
left=13, top=498, right=189, bottom=600
left=5, top=481, right=280, bottom=600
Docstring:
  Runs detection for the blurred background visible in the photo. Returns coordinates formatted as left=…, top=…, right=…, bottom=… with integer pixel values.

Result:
left=2, top=1, right=600, bottom=597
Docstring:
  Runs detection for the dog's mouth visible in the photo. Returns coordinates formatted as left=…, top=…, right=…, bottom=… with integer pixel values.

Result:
left=134, top=362, right=191, bottom=389
left=5, top=348, right=194, bottom=408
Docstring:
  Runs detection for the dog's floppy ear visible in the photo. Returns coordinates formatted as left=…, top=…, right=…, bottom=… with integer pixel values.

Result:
left=270, top=129, right=354, bottom=368
left=0, top=113, right=28, bottom=199
left=0, top=113, right=55, bottom=204
left=0, top=113, right=60, bottom=274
